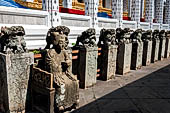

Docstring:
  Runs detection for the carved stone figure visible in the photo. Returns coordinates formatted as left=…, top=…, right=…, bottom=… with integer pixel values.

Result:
left=165, top=31, right=170, bottom=58
left=0, top=26, right=27, bottom=54
left=151, top=30, right=160, bottom=63
left=141, top=30, right=152, bottom=41
left=130, top=29, right=143, bottom=70
left=75, top=28, right=97, bottom=47
left=158, top=30, right=166, bottom=60
left=45, top=26, right=70, bottom=49
left=142, top=30, right=152, bottom=66
left=73, top=28, right=98, bottom=88
left=98, top=28, right=117, bottom=46
left=0, top=26, right=34, bottom=113
left=116, top=28, right=132, bottom=75
left=97, top=28, right=117, bottom=80
left=116, top=28, right=132, bottom=44
left=36, top=26, right=79, bottom=112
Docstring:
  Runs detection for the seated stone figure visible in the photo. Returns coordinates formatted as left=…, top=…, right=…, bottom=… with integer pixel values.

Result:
left=98, top=28, right=117, bottom=46
left=141, top=30, right=152, bottom=41
left=40, top=26, right=79, bottom=112
left=0, top=26, right=27, bottom=53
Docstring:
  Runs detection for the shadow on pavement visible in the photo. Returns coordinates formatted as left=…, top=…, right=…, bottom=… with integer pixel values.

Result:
left=71, top=64, right=170, bottom=113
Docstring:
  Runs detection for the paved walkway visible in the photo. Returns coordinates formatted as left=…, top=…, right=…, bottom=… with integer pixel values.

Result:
left=71, top=58, right=170, bottom=113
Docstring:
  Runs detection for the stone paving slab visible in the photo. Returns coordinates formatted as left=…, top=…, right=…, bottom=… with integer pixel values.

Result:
left=71, top=58, right=170, bottom=113
left=29, top=58, right=170, bottom=113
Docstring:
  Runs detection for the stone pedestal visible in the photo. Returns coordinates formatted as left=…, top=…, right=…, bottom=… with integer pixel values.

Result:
left=158, top=39, right=166, bottom=60
left=142, top=41, right=152, bottom=66
left=78, top=47, right=98, bottom=89
left=164, top=38, right=170, bottom=58
left=151, top=40, right=160, bottom=63
left=0, top=52, right=34, bottom=113
left=98, top=45, right=118, bottom=81
left=116, top=43, right=132, bottom=75
left=131, top=42, right=143, bottom=70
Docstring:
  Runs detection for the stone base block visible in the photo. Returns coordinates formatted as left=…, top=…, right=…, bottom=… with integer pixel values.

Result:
left=98, top=45, right=118, bottom=81
left=142, top=41, right=152, bottom=66
left=151, top=40, right=160, bottom=63
left=131, top=42, right=143, bottom=70
left=164, top=38, right=170, bottom=58
left=78, top=47, right=98, bottom=89
left=158, top=39, right=166, bottom=60
left=116, top=43, right=132, bottom=75
left=0, top=52, right=34, bottom=113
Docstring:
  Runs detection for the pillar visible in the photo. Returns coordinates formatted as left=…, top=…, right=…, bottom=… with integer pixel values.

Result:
left=112, top=0, right=123, bottom=27
left=155, top=0, right=164, bottom=24
left=131, top=0, right=141, bottom=28
left=63, top=0, right=72, bottom=8
left=42, top=0, right=61, bottom=27
left=140, top=0, right=145, bottom=19
left=145, top=0, right=154, bottom=29
left=85, top=0, right=99, bottom=28
left=164, top=0, right=170, bottom=28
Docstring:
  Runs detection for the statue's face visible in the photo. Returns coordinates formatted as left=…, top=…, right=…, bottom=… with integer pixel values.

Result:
left=58, top=38, right=65, bottom=50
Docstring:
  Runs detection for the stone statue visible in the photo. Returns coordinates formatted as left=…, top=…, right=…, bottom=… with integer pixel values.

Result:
left=98, top=28, right=116, bottom=46
left=45, top=26, right=70, bottom=49
left=40, top=26, right=79, bottom=111
left=152, top=30, right=160, bottom=40
left=116, top=28, right=132, bottom=43
left=75, top=28, right=97, bottom=47
left=130, top=29, right=143, bottom=42
left=142, top=30, right=152, bottom=41
left=0, top=26, right=27, bottom=54
left=159, top=30, right=166, bottom=39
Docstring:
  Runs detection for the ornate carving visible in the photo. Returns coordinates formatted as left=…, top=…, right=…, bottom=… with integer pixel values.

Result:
left=116, top=28, right=132, bottom=44
left=98, top=28, right=116, bottom=47
left=130, top=29, right=143, bottom=42
left=36, top=26, right=79, bottom=111
left=45, top=26, right=70, bottom=50
left=152, top=30, right=160, bottom=40
left=75, top=28, right=97, bottom=47
left=0, top=26, right=27, bottom=54
left=142, top=30, right=152, bottom=41
left=159, top=30, right=166, bottom=40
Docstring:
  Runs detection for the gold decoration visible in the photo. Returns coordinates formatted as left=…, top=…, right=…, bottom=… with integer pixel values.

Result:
left=14, top=0, right=42, bottom=10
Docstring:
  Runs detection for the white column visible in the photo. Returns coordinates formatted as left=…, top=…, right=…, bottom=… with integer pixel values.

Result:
left=63, top=0, right=72, bottom=8
left=42, top=0, right=61, bottom=27
left=131, top=0, right=141, bottom=27
left=164, top=0, right=170, bottom=28
left=112, top=0, right=123, bottom=27
left=155, top=0, right=164, bottom=24
left=85, top=0, right=99, bottom=28
left=140, top=0, right=145, bottom=18
left=145, top=0, right=154, bottom=29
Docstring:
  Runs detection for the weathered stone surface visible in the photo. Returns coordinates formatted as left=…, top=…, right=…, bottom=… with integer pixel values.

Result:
left=142, top=41, right=152, bottom=66
left=0, top=52, right=34, bottom=113
left=158, top=39, right=166, bottom=60
left=130, top=29, right=143, bottom=70
left=116, top=43, right=132, bottom=75
left=98, top=45, right=118, bottom=81
left=78, top=47, right=98, bottom=88
left=131, top=42, right=143, bottom=70
left=32, top=26, right=79, bottom=112
left=164, top=38, right=170, bottom=58
left=151, top=40, right=160, bottom=63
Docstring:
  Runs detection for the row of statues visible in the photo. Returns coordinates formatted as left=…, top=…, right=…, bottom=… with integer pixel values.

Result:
left=0, top=25, right=169, bottom=113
